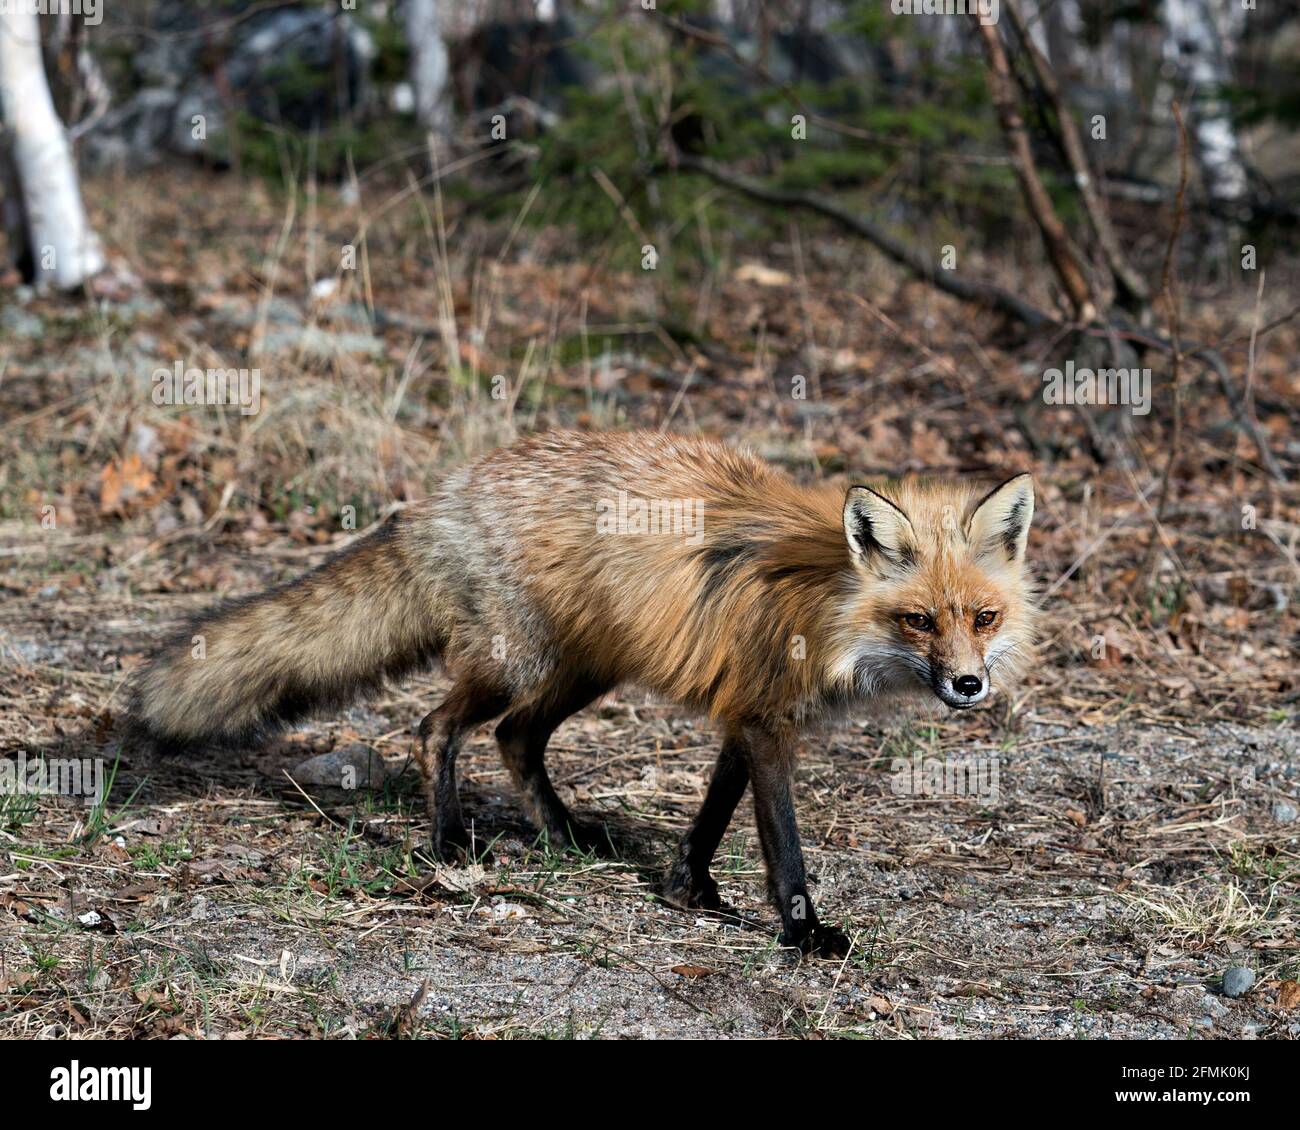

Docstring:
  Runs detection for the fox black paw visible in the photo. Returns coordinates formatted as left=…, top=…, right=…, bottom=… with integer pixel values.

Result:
left=663, top=865, right=722, bottom=911
left=780, top=923, right=850, bottom=959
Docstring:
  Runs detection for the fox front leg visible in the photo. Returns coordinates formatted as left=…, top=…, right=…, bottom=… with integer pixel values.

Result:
left=665, top=735, right=750, bottom=910
left=745, top=732, right=850, bottom=959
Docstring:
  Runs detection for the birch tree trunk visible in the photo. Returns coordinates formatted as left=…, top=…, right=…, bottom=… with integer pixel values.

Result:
left=0, top=6, right=104, bottom=288
left=406, top=0, right=451, bottom=145
left=1161, top=0, right=1249, bottom=215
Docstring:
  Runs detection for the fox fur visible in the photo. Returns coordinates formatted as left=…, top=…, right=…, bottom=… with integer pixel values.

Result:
left=129, top=429, right=1037, bottom=955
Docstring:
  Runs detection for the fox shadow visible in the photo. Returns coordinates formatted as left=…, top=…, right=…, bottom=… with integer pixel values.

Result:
left=9, top=725, right=774, bottom=940
left=9, top=725, right=670, bottom=876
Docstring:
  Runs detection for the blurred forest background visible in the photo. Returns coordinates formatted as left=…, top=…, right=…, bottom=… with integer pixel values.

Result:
left=0, top=1, right=1298, bottom=1039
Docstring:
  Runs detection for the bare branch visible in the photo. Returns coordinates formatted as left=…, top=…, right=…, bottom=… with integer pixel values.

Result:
left=1139, top=102, right=1191, bottom=586
left=1003, top=0, right=1150, bottom=315
left=973, top=16, right=1099, bottom=323
left=671, top=152, right=1056, bottom=329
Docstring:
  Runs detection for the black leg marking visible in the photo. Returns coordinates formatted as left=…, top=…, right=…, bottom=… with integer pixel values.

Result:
left=416, top=682, right=511, bottom=863
left=495, top=679, right=611, bottom=854
left=664, top=736, right=750, bottom=911
left=745, top=735, right=849, bottom=959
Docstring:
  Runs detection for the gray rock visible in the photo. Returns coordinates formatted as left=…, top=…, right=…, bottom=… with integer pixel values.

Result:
left=0, top=307, right=44, bottom=339
left=293, top=744, right=391, bottom=790
left=85, top=5, right=375, bottom=168
left=114, top=294, right=166, bottom=320
left=212, top=295, right=302, bottom=328
left=260, top=326, right=383, bottom=358
left=1272, top=801, right=1298, bottom=823
left=1222, top=966, right=1255, bottom=998
left=1201, top=992, right=1229, bottom=1018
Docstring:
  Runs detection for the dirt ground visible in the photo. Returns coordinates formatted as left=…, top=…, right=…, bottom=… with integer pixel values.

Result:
left=2, top=573, right=1297, bottom=1038
left=1, top=169, right=1297, bottom=1039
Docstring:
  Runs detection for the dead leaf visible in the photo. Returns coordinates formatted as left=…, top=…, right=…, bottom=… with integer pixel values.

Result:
left=108, top=882, right=159, bottom=903
left=98, top=452, right=155, bottom=514
left=1278, top=981, right=1300, bottom=1009
left=394, top=979, right=429, bottom=1039
left=0, top=969, right=36, bottom=992
left=671, top=964, right=716, bottom=979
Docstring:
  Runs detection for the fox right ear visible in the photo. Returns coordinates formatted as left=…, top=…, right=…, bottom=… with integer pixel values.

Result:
left=844, top=487, right=915, bottom=571
left=966, top=473, right=1034, bottom=564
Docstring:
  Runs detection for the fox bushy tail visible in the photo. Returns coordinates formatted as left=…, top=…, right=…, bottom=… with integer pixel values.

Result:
left=128, top=518, right=447, bottom=751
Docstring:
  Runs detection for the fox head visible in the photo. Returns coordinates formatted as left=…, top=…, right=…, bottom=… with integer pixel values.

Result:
left=831, top=474, right=1036, bottom=710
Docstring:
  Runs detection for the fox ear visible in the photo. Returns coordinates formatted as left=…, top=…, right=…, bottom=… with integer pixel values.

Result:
left=844, top=487, right=916, bottom=570
left=966, top=473, right=1034, bottom=564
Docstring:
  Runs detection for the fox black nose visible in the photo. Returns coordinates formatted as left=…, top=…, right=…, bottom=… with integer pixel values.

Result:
left=953, top=675, right=983, bottom=697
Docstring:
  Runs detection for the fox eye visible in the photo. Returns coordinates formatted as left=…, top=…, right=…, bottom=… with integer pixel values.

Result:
left=975, top=610, right=999, bottom=628
left=902, top=613, right=933, bottom=632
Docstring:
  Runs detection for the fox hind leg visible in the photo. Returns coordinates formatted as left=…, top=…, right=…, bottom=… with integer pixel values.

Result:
left=495, top=678, right=611, bottom=855
left=416, top=679, right=511, bottom=862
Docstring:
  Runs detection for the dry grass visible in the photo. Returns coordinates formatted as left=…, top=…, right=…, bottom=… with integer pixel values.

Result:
left=1124, top=881, right=1291, bottom=949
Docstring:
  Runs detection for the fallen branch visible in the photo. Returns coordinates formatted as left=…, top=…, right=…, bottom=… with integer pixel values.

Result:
left=973, top=16, right=1099, bottom=323
left=671, top=152, right=1057, bottom=329
left=1139, top=102, right=1190, bottom=587
left=1003, top=0, right=1149, bottom=315
left=1071, top=313, right=1289, bottom=483
left=1195, top=345, right=1287, bottom=483
left=671, top=103, right=1286, bottom=483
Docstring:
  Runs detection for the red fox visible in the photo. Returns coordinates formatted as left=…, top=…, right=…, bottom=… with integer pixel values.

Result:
left=129, top=430, right=1036, bottom=956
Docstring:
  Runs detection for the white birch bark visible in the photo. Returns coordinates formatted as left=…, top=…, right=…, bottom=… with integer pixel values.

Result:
left=1161, top=0, right=1249, bottom=211
left=0, top=6, right=104, bottom=288
left=406, top=0, right=451, bottom=141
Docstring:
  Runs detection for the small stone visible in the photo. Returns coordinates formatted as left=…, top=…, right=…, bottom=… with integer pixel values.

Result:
left=1223, top=967, right=1255, bottom=998
left=293, top=744, right=391, bottom=790
left=260, top=326, right=382, bottom=358
left=0, top=306, right=44, bottom=339
left=1272, top=801, right=1298, bottom=823
left=1201, top=993, right=1228, bottom=1018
